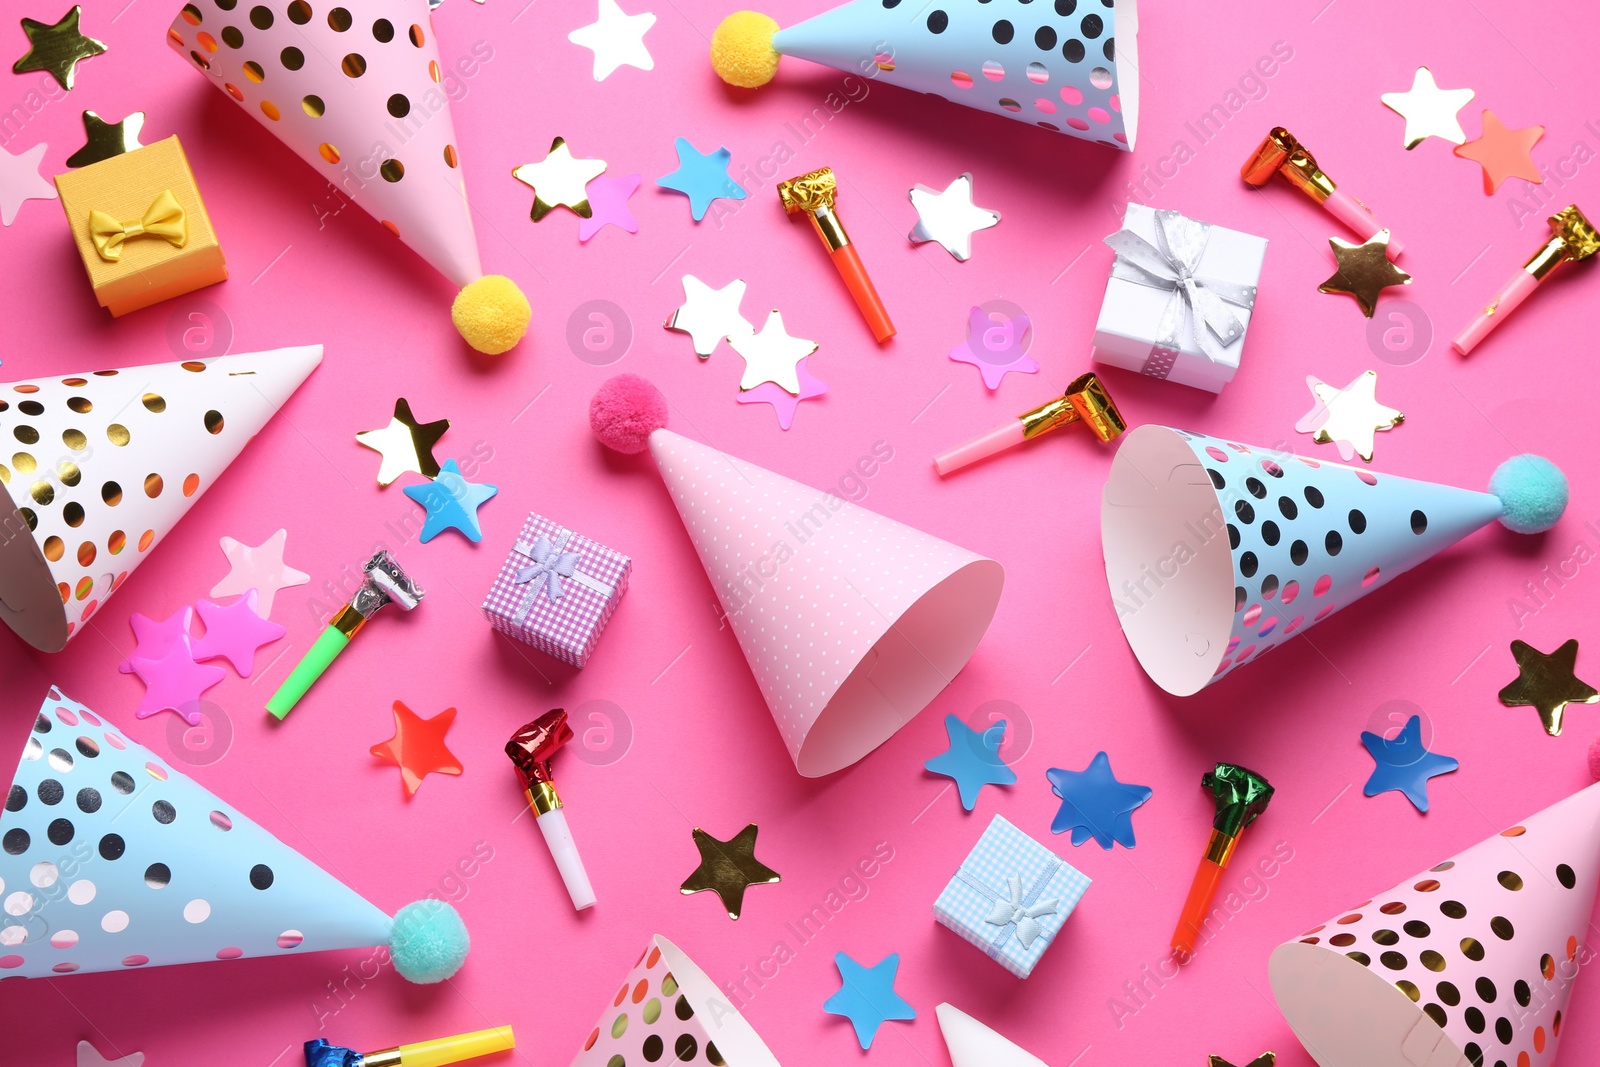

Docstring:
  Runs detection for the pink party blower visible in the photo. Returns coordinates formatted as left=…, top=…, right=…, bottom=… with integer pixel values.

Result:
left=1242, top=127, right=1403, bottom=257
left=934, top=372, right=1126, bottom=476
left=1453, top=204, right=1597, bottom=355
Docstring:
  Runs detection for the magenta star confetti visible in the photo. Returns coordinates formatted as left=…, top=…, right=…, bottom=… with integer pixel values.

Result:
left=950, top=304, right=1038, bottom=390
left=191, top=589, right=287, bottom=677
left=116, top=605, right=194, bottom=675
left=736, top=357, right=827, bottom=430
left=126, top=641, right=225, bottom=725
left=209, top=529, right=310, bottom=618
left=579, top=172, right=641, bottom=241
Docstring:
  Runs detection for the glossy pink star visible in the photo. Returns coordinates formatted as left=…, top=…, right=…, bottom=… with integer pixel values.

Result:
left=117, top=605, right=195, bottom=674
left=191, top=589, right=287, bottom=676
left=126, top=641, right=225, bottom=725
left=578, top=172, right=641, bottom=241
left=950, top=305, right=1038, bottom=389
left=210, top=529, right=310, bottom=619
left=736, top=357, right=828, bottom=430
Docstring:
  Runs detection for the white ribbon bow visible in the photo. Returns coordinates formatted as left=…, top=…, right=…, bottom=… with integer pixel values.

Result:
left=983, top=875, right=1060, bottom=949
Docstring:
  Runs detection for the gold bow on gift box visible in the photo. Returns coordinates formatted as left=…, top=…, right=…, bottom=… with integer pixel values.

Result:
left=88, top=190, right=187, bottom=262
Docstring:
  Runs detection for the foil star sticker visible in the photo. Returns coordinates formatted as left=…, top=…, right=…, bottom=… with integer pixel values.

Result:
left=126, top=641, right=225, bottom=725
left=117, top=605, right=194, bottom=674
left=1294, top=370, right=1404, bottom=462
left=13, top=7, right=105, bottom=90
left=908, top=173, right=1001, bottom=261
left=1317, top=230, right=1412, bottom=317
left=823, top=952, right=915, bottom=1049
left=65, top=110, right=144, bottom=169
left=1380, top=67, right=1474, bottom=149
left=735, top=357, right=827, bottom=430
left=657, top=137, right=746, bottom=221
left=0, top=141, right=56, bottom=226
left=680, top=823, right=781, bottom=919
left=191, top=590, right=286, bottom=676
left=577, top=172, right=640, bottom=241
left=210, top=529, right=311, bottom=618
left=567, top=0, right=655, bottom=81
left=949, top=304, right=1038, bottom=390
left=512, top=136, right=606, bottom=221
left=729, top=310, right=817, bottom=394
left=1046, top=751, right=1153, bottom=849
left=924, top=713, right=1017, bottom=810
left=1498, top=638, right=1599, bottom=736
left=370, top=700, right=463, bottom=797
left=1211, top=1055, right=1275, bottom=1067
left=1361, top=714, right=1458, bottom=812
left=665, top=274, right=751, bottom=358
left=402, top=458, right=498, bottom=543
left=1455, top=110, right=1545, bottom=194
left=356, top=397, right=449, bottom=486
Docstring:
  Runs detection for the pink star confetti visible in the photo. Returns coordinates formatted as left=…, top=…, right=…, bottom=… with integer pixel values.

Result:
left=126, top=641, right=225, bottom=725
left=949, top=304, right=1038, bottom=390
left=0, top=141, right=56, bottom=226
left=117, top=605, right=194, bottom=674
left=578, top=172, right=641, bottom=241
left=736, top=357, right=828, bottom=430
left=191, top=589, right=287, bottom=676
left=77, top=1040, right=144, bottom=1067
left=210, top=529, right=310, bottom=618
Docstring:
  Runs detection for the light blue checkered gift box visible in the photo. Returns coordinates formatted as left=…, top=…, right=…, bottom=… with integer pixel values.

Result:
left=933, top=814, right=1091, bottom=978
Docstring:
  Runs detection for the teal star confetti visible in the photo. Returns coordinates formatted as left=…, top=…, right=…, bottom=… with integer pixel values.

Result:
left=656, top=136, right=746, bottom=221
left=403, top=459, right=498, bottom=543
left=1046, top=751, right=1153, bottom=849
left=1361, top=715, right=1458, bottom=812
left=924, top=714, right=1017, bottom=810
left=823, top=952, right=915, bottom=1049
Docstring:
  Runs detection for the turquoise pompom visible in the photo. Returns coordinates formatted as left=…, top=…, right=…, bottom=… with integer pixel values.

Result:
left=1490, top=455, right=1568, bottom=534
left=388, top=899, right=469, bottom=983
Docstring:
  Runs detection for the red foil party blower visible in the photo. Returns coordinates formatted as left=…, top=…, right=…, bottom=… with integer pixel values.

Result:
left=506, top=710, right=596, bottom=910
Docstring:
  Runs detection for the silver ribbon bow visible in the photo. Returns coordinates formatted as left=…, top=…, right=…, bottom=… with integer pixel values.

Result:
left=1103, top=209, right=1258, bottom=378
left=512, top=530, right=614, bottom=624
left=958, top=862, right=1062, bottom=956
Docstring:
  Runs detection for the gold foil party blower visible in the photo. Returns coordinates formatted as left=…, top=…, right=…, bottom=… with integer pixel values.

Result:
left=934, top=372, right=1126, bottom=475
left=1242, top=127, right=1403, bottom=256
left=777, top=167, right=895, bottom=343
left=1453, top=204, right=1597, bottom=355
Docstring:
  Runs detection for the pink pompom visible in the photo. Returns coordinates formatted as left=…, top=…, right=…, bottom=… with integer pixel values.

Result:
left=590, top=374, right=668, bottom=454
left=1589, top=735, right=1600, bottom=782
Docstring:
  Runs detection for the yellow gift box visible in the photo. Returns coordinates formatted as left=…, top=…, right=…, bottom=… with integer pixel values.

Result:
left=54, top=136, right=227, bottom=317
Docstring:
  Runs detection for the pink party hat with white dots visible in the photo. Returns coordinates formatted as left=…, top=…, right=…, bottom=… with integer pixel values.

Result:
left=1270, top=782, right=1600, bottom=1067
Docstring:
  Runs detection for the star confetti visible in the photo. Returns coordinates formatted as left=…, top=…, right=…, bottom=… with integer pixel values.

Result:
left=76, top=1040, right=143, bottom=1067
left=729, top=309, right=817, bottom=393
left=1499, top=638, right=1599, bottom=736
left=370, top=700, right=463, bottom=797
left=65, top=110, right=144, bottom=169
left=567, top=0, right=655, bottom=81
left=1454, top=110, right=1544, bottom=194
left=924, top=713, right=1017, bottom=810
left=1211, top=1055, right=1275, bottom=1067
left=117, top=605, right=194, bottom=674
left=210, top=529, right=310, bottom=618
left=665, top=275, right=752, bottom=358
left=736, top=357, right=827, bottom=430
left=1046, top=751, right=1153, bottom=849
left=949, top=304, right=1038, bottom=390
left=908, top=173, right=1000, bottom=261
left=1317, top=230, right=1412, bottom=318
left=402, top=458, right=498, bottom=543
left=191, top=590, right=286, bottom=677
left=512, top=137, right=606, bottom=221
left=1361, top=714, right=1458, bottom=812
left=578, top=172, right=640, bottom=241
left=1380, top=67, right=1474, bottom=149
left=0, top=141, right=55, bottom=226
left=657, top=137, right=746, bottom=222
left=126, top=641, right=225, bottom=725
left=356, top=397, right=449, bottom=486
left=1295, top=370, right=1404, bottom=463
left=823, top=952, right=916, bottom=1049
left=680, top=823, right=781, bottom=920
left=12, top=7, right=105, bottom=91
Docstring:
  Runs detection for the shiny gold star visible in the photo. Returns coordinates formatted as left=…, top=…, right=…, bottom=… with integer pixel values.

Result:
left=12, top=6, right=105, bottom=91
left=1318, top=230, right=1412, bottom=317
left=1499, top=639, right=1599, bottom=737
left=680, top=823, right=780, bottom=920
left=64, top=110, right=145, bottom=168
left=1295, top=370, right=1404, bottom=462
left=1210, top=1055, right=1275, bottom=1067
left=511, top=136, right=606, bottom=221
left=355, top=398, right=449, bottom=486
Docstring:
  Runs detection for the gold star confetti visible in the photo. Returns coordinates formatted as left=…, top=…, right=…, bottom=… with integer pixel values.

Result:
left=64, top=110, right=144, bottom=169
left=1294, top=370, right=1404, bottom=463
left=1498, top=638, right=1599, bottom=737
left=355, top=398, right=449, bottom=486
left=511, top=136, right=606, bottom=221
left=680, top=823, right=780, bottom=920
left=1380, top=67, right=1474, bottom=149
left=1318, top=230, right=1412, bottom=318
left=12, top=6, right=105, bottom=91
left=1210, top=1056, right=1275, bottom=1067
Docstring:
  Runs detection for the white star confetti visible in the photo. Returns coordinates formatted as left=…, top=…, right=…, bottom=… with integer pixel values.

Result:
left=665, top=275, right=752, bottom=358
left=908, top=173, right=1000, bottom=262
left=568, top=0, right=656, bottom=81
left=729, top=310, right=817, bottom=394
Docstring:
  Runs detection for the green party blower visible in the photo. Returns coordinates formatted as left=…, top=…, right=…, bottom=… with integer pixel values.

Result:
left=267, top=550, right=424, bottom=719
left=1171, top=762, right=1274, bottom=957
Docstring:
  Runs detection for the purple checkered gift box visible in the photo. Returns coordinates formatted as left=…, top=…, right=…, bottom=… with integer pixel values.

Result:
left=482, top=511, right=631, bottom=667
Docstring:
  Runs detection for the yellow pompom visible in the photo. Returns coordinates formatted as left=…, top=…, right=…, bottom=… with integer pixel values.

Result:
left=452, top=275, right=530, bottom=356
left=711, top=11, right=780, bottom=88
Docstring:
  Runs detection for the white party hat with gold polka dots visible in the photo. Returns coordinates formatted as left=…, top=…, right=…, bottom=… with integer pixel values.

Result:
left=1270, top=781, right=1600, bottom=1067
left=0, top=346, right=321, bottom=653
left=0, top=685, right=469, bottom=982
left=165, top=0, right=530, bottom=356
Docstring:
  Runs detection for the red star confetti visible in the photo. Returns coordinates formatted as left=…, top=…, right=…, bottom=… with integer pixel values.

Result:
left=371, top=701, right=464, bottom=797
left=1454, top=110, right=1544, bottom=194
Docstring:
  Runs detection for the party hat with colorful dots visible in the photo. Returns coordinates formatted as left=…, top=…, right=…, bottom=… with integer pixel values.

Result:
left=710, top=0, right=1139, bottom=148
left=165, top=0, right=530, bottom=355
left=0, top=346, right=321, bottom=653
left=1270, top=781, right=1600, bottom=1067
left=0, top=686, right=469, bottom=982
left=1100, top=426, right=1569, bottom=696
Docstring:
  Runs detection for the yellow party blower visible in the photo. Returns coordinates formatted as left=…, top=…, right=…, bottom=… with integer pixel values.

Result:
left=304, top=1026, right=514, bottom=1067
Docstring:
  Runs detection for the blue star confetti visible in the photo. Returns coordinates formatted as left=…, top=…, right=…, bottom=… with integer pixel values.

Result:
left=402, top=459, right=498, bottom=543
left=924, top=714, right=1017, bottom=811
left=656, top=136, right=746, bottom=221
left=1361, top=715, right=1458, bottom=812
left=1046, top=751, right=1153, bottom=849
left=822, top=951, right=915, bottom=1049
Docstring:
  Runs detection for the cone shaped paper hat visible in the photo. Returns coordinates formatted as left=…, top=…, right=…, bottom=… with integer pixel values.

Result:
left=1270, top=782, right=1600, bottom=1067
left=0, top=345, right=321, bottom=652
left=649, top=429, right=1004, bottom=776
left=937, top=1003, right=1051, bottom=1067
left=0, top=686, right=467, bottom=981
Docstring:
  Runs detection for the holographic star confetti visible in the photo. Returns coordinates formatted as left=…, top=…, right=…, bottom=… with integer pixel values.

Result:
left=12, top=7, right=105, bottom=90
left=191, top=590, right=286, bottom=677
left=76, top=1040, right=143, bottom=1067
left=370, top=700, right=463, bottom=797
left=657, top=137, right=746, bottom=221
left=64, top=110, right=144, bottom=169
left=402, top=458, right=498, bottom=543
left=577, top=172, right=641, bottom=241
left=1380, top=67, right=1474, bottom=149
left=949, top=303, right=1038, bottom=390
left=823, top=952, right=916, bottom=1049
left=209, top=529, right=310, bottom=618
left=908, top=173, right=1000, bottom=261
left=1046, top=751, right=1153, bottom=849
left=117, top=605, right=194, bottom=674
left=1499, top=638, right=1599, bottom=736
left=665, top=274, right=752, bottom=358
left=1317, top=230, right=1412, bottom=317
left=1295, top=369, right=1404, bottom=463
left=729, top=310, right=817, bottom=394
left=512, top=137, right=607, bottom=221
left=0, top=141, right=55, bottom=226
left=1454, top=110, right=1545, bottom=194
left=356, top=398, right=450, bottom=486
left=924, top=713, right=1017, bottom=810
left=567, top=0, right=655, bottom=80
left=679, top=823, right=781, bottom=920
left=1361, top=715, right=1458, bottom=812
left=126, top=641, right=225, bottom=725
left=735, top=357, right=827, bottom=430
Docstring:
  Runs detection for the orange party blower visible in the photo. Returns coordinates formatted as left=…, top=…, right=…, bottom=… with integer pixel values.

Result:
left=778, top=167, right=895, bottom=343
left=1172, top=763, right=1274, bottom=958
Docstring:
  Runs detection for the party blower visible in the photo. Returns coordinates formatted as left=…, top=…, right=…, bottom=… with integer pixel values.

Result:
left=506, top=710, right=596, bottom=910
left=1453, top=203, right=1598, bottom=355
left=267, top=551, right=424, bottom=719
left=1242, top=128, right=1403, bottom=256
left=778, top=167, right=894, bottom=343
left=934, top=372, right=1127, bottom=476
left=304, top=1028, right=514, bottom=1067
left=1171, top=763, right=1273, bottom=958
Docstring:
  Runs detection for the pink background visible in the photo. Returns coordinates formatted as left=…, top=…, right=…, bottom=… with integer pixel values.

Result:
left=4, top=0, right=1600, bottom=1064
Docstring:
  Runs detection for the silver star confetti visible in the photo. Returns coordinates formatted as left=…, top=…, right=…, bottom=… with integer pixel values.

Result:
left=665, top=274, right=752, bottom=358
left=908, top=173, right=1000, bottom=262
left=729, top=310, right=817, bottom=394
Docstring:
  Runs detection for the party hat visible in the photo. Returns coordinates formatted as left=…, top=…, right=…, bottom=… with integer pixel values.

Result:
left=710, top=0, right=1140, bottom=148
left=591, top=376, right=1005, bottom=777
left=571, top=935, right=781, bottom=1067
left=1100, top=426, right=1568, bottom=696
left=0, top=345, right=321, bottom=653
left=1269, top=782, right=1600, bottom=1067
left=166, top=0, right=530, bottom=355
left=937, top=1003, right=1051, bottom=1067
left=0, top=686, right=469, bottom=982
